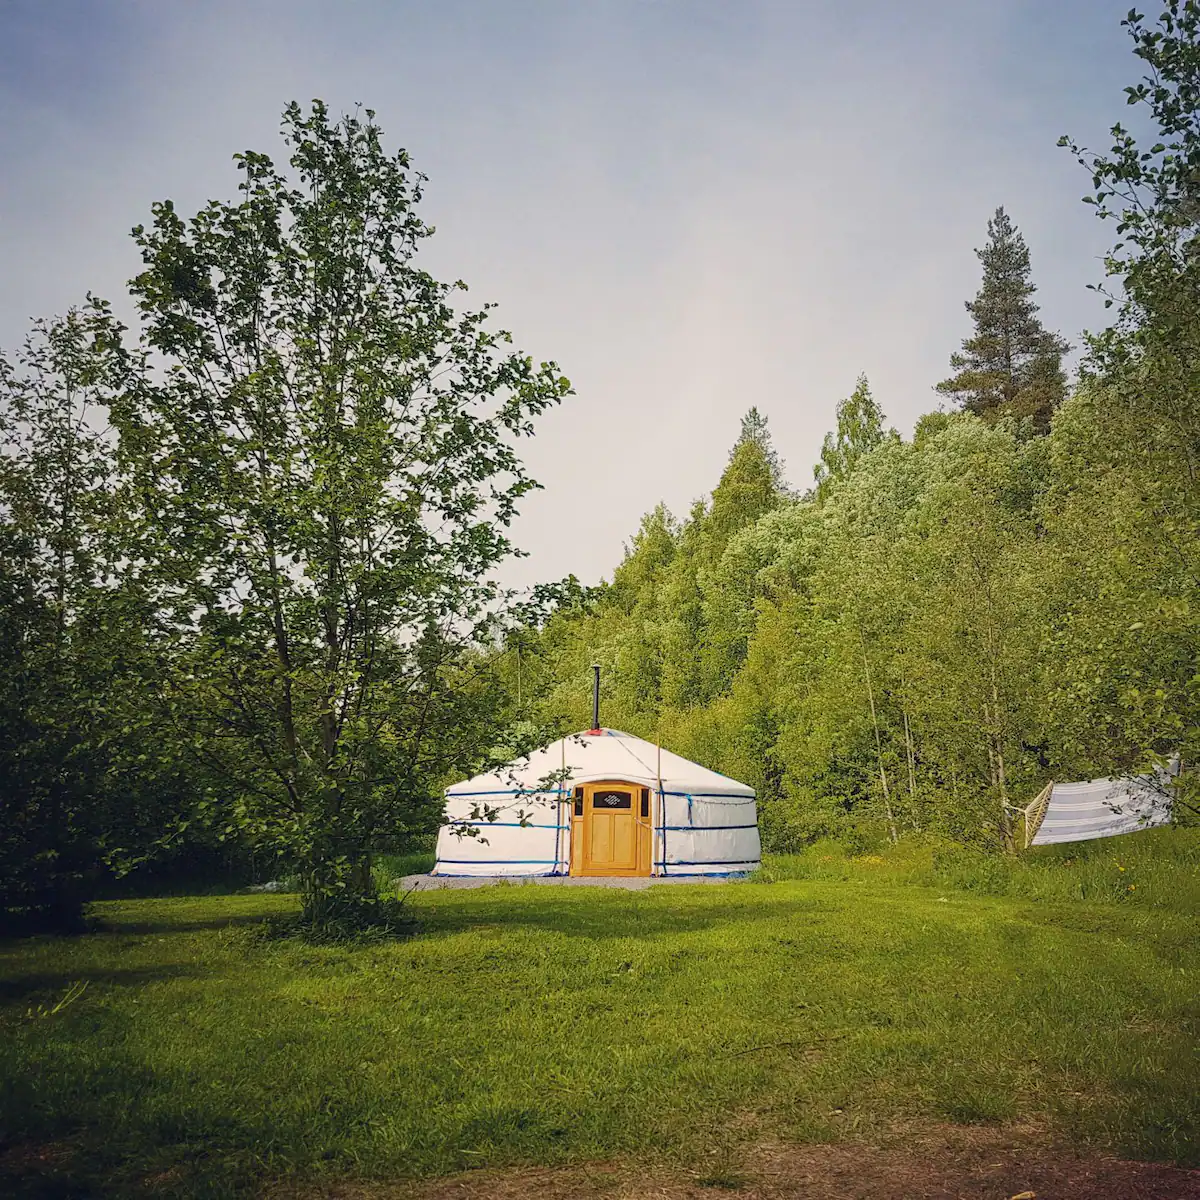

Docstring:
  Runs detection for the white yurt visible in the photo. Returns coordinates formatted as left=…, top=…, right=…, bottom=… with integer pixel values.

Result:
left=433, top=727, right=761, bottom=878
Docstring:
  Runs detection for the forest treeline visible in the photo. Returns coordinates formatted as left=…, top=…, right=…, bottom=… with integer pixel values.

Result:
left=2, top=6, right=1199, bottom=931
left=496, top=28, right=1200, bottom=852
left=511, top=355, right=1197, bottom=852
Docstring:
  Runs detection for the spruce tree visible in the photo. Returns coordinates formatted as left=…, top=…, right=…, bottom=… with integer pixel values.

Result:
left=709, top=425, right=782, bottom=548
left=937, top=207, right=1069, bottom=433
left=730, top=405, right=787, bottom=491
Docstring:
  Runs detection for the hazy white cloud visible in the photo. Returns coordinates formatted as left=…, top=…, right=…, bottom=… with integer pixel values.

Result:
left=0, top=0, right=1135, bottom=587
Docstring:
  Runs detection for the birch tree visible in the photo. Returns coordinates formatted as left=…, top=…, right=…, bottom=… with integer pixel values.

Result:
left=115, top=102, right=570, bottom=929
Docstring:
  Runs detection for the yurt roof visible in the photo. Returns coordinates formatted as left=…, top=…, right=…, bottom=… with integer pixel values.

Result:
left=446, top=728, right=755, bottom=799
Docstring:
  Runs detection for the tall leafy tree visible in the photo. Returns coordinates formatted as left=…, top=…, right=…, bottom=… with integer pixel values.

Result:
left=901, top=423, right=1045, bottom=850
left=813, top=374, right=894, bottom=501
left=1055, top=2, right=1200, bottom=791
left=0, top=304, right=192, bottom=929
left=114, top=102, right=570, bottom=929
left=936, top=207, right=1070, bottom=433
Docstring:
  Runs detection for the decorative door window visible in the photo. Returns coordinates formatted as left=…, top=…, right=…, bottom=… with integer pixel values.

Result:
left=592, top=790, right=632, bottom=809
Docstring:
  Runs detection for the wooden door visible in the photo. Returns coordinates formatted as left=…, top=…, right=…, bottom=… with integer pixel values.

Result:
left=570, top=781, right=652, bottom=877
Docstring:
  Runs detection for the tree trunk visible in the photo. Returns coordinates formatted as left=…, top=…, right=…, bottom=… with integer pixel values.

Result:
left=995, top=743, right=1014, bottom=853
left=988, top=671, right=1014, bottom=854
left=858, top=628, right=898, bottom=845
left=348, top=850, right=374, bottom=901
left=903, top=709, right=921, bottom=831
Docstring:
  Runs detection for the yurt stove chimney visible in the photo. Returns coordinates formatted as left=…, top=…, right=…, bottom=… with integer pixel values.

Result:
left=591, top=664, right=601, bottom=733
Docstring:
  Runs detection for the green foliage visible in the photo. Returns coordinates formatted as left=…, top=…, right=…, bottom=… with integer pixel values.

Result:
left=1059, top=3, right=1200, bottom=287
left=812, top=374, right=895, bottom=500
left=521, top=8, right=1200, bottom=856
left=731, top=405, right=788, bottom=491
left=936, top=207, right=1070, bottom=433
left=0, top=100, right=572, bottom=933
left=526, top=412, right=789, bottom=738
left=0, top=305, right=197, bottom=932
left=1052, top=1, right=1200, bottom=781
left=111, top=101, right=570, bottom=929
left=375, top=849, right=437, bottom=883
left=530, top=402, right=1082, bottom=851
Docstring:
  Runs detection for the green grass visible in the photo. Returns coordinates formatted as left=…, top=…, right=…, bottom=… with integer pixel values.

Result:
left=376, top=850, right=437, bottom=884
left=2, top=833, right=1198, bottom=1198
left=759, top=825, right=1200, bottom=912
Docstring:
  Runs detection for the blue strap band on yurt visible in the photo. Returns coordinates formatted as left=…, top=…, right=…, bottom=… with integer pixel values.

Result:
left=553, top=785, right=562, bottom=874
left=661, top=783, right=668, bottom=874
left=662, top=824, right=758, bottom=831
left=556, top=793, right=569, bottom=875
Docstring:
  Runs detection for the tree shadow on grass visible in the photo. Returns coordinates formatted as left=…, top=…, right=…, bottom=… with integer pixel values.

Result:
left=0, top=964, right=201, bottom=1004
left=98, top=911, right=278, bottom=936
left=0, top=908, right=282, bottom=945
left=411, top=891, right=834, bottom=943
left=0, top=1003, right=176, bottom=1200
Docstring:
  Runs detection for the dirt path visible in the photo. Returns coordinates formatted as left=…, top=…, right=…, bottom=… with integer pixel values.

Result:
left=398, top=874, right=739, bottom=891
left=280, top=1127, right=1200, bottom=1200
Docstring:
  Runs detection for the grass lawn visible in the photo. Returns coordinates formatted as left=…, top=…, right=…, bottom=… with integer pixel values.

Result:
left=1, top=834, right=1199, bottom=1198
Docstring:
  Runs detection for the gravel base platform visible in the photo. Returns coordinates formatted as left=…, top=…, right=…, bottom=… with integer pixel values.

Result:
left=399, top=873, right=747, bottom=891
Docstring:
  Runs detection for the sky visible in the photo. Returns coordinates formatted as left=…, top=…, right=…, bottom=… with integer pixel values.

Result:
left=0, top=0, right=1143, bottom=590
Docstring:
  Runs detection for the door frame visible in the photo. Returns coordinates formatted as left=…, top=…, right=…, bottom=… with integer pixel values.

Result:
left=569, top=779, right=654, bottom=877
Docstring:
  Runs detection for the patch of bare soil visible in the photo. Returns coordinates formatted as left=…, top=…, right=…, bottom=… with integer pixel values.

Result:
left=0, top=1139, right=75, bottom=1174
left=276, top=1126, right=1200, bottom=1200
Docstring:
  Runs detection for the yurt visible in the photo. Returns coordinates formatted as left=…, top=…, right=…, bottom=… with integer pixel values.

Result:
left=433, top=726, right=761, bottom=878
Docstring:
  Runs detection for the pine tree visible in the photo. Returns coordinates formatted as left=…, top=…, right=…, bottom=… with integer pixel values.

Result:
left=937, top=207, right=1069, bottom=434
